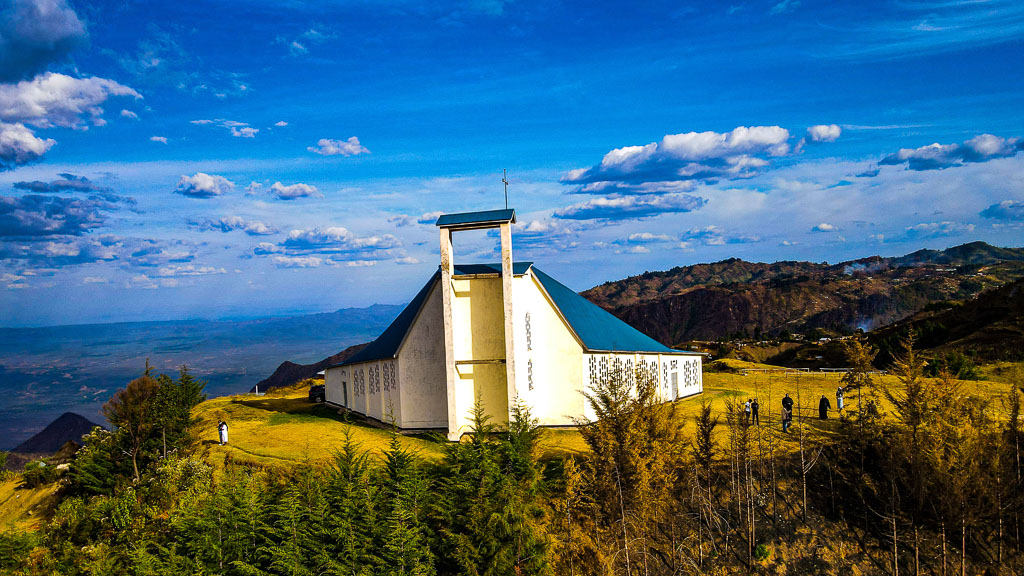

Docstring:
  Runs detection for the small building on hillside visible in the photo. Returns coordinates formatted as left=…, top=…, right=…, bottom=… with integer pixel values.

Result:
left=324, top=208, right=702, bottom=440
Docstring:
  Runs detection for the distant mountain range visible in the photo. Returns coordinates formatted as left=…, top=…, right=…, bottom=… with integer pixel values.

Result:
left=0, top=304, right=402, bottom=450
left=253, top=342, right=368, bottom=392
left=582, top=242, right=1024, bottom=346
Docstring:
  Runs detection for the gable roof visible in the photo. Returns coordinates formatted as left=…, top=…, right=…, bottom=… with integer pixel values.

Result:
left=331, top=262, right=695, bottom=368
left=531, top=268, right=694, bottom=355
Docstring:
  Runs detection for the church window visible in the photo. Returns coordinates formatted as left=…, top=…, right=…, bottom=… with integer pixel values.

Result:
left=528, top=359, right=533, bottom=390
left=525, top=312, right=532, bottom=351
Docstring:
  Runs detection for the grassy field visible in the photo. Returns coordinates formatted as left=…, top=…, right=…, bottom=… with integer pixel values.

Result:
left=0, top=362, right=1015, bottom=534
left=0, top=476, right=59, bottom=533
left=193, top=363, right=1016, bottom=469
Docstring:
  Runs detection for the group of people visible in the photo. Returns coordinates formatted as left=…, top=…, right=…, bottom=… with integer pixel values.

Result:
left=742, top=386, right=846, bottom=433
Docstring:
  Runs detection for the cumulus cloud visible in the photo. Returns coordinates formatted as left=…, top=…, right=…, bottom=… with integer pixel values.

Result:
left=273, top=255, right=322, bottom=268
left=282, top=227, right=400, bottom=253
left=561, top=126, right=792, bottom=193
left=0, top=194, right=112, bottom=236
left=175, top=172, right=234, bottom=198
left=395, top=256, right=420, bottom=265
left=903, top=221, right=975, bottom=239
left=0, top=0, right=88, bottom=82
left=188, top=215, right=277, bottom=236
left=150, top=136, right=167, bottom=143
left=268, top=181, right=321, bottom=200
left=255, top=225, right=402, bottom=265
left=232, top=126, right=258, bottom=138
left=0, top=72, right=141, bottom=129
left=811, top=222, right=837, bottom=232
left=12, top=172, right=134, bottom=205
left=308, top=136, right=370, bottom=156
left=980, top=200, right=1024, bottom=221
left=807, top=124, right=841, bottom=142
left=0, top=234, right=195, bottom=268
left=0, top=121, right=54, bottom=170
left=682, top=225, right=760, bottom=246
left=553, top=193, right=705, bottom=220
left=274, top=120, right=287, bottom=127
left=151, top=264, right=227, bottom=277
left=417, top=211, right=444, bottom=224
left=120, top=109, right=138, bottom=119
left=879, top=133, right=1024, bottom=171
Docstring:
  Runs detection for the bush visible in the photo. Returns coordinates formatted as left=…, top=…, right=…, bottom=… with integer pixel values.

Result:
left=21, top=460, right=59, bottom=488
left=754, top=543, right=771, bottom=561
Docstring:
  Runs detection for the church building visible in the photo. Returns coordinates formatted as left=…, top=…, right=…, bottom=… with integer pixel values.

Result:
left=323, top=209, right=702, bottom=440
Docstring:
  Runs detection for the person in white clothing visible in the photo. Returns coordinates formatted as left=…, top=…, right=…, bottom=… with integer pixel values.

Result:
left=218, top=420, right=229, bottom=445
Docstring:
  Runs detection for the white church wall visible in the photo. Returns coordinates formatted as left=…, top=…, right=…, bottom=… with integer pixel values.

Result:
left=450, top=275, right=509, bottom=432
left=514, top=272, right=585, bottom=426
left=396, top=282, right=448, bottom=428
left=325, top=366, right=349, bottom=407
left=365, top=361, right=383, bottom=421
left=582, top=351, right=703, bottom=421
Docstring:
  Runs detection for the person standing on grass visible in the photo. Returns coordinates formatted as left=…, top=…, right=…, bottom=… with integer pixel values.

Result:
left=751, top=397, right=760, bottom=425
left=818, top=395, right=831, bottom=420
left=836, top=386, right=845, bottom=412
left=782, top=405, right=792, bottom=433
left=218, top=420, right=229, bottom=445
left=744, top=399, right=752, bottom=423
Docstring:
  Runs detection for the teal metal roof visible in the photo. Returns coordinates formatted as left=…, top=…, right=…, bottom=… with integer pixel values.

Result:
left=453, top=262, right=532, bottom=276
left=435, top=209, right=515, bottom=228
left=331, top=270, right=440, bottom=367
left=331, top=262, right=693, bottom=368
left=532, top=268, right=694, bottom=355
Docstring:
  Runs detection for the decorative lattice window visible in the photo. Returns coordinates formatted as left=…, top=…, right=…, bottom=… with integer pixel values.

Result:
left=528, top=359, right=534, bottom=391
left=525, top=312, right=532, bottom=351
left=588, top=356, right=598, bottom=387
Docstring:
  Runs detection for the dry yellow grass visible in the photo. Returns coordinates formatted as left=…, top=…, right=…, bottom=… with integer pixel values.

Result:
left=192, top=365, right=1016, bottom=469
left=0, top=476, right=59, bottom=533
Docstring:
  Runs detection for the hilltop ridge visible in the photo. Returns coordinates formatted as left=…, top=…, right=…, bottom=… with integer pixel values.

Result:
left=582, top=241, right=1024, bottom=345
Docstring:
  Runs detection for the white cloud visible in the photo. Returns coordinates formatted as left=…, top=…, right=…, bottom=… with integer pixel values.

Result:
left=346, top=260, right=376, bottom=267
left=0, top=72, right=141, bottom=129
left=307, top=136, right=370, bottom=156
left=268, top=181, right=322, bottom=200
left=273, top=255, right=322, bottom=268
left=880, top=133, right=1023, bottom=171
left=120, top=109, right=138, bottom=119
left=0, top=120, right=54, bottom=170
left=150, top=136, right=167, bottom=144
left=417, top=211, right=444, bottom=224
left=807, top=124, right=841, bottom=142
left=174, top=172, right=234, bottom=198
left=152, top=264, right=227, bottom=277
left=981, top=200, right=1024, bottom=221
left=231, top=126, right=258, bottom=138
left=903, top=221, right=975, bottom=239
left=189, top=215, right=277, bottom=236
left=274, top=120, right=287, bottom=127
left=190, top=118, right=259, bottom=138
left=554, top=193, right=705, bottom=221
left=395, top=256, right=420, bottom=265
left=811, top=222, right=837, bottom=232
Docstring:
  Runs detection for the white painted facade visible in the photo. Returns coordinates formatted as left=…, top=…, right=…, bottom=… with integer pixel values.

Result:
left=324, top=209, right=702, bottom=440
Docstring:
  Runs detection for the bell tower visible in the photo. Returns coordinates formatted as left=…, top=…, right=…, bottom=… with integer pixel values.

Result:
left=435, top=209, right=517, bottom=440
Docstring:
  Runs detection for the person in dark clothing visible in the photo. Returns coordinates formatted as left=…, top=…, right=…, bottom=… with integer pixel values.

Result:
left=751, top=398, right=760, bottom=425
left=818, top=395, right=831, bottom=420
left=782, top=393, right=794, bottom=412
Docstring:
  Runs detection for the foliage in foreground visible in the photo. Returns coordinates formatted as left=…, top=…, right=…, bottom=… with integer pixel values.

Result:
left=4, top=339, right=1024, bottom=575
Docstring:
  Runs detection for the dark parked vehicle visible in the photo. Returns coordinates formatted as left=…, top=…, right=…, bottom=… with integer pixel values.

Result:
left=308, top=384, right=326, bottom=403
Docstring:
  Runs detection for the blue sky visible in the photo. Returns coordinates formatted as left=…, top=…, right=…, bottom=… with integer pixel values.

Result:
left=1, top=0, right=1023, bottom=326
